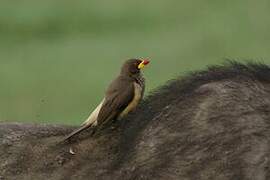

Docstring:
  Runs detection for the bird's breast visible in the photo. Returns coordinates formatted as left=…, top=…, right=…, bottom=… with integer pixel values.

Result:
left=118, top=82, right=143, bottom=119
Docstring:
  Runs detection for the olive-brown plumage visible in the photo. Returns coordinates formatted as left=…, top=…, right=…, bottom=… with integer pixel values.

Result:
left=63, top=59, right=149, bottom=141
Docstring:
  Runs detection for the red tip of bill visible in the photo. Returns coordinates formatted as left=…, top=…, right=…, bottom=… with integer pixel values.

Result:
left=143, top=59, right=150, bottom=65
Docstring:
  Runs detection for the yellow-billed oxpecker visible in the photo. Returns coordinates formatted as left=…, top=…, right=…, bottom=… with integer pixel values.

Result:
left=63, top=58, right=150, bottom=141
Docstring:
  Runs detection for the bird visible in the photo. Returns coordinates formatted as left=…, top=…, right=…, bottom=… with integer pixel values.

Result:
left=62, top=58, right=150, bottom=141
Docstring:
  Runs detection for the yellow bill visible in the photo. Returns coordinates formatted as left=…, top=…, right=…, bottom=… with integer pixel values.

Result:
left=138, top=59, right=150, bottom=69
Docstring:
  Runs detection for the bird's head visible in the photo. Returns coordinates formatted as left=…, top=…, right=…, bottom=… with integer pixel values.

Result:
left=121, top=58, right=150, bottom=75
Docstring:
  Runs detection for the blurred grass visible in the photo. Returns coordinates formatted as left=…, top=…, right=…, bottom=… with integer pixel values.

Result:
left=0, top=0, right=270, bottom=124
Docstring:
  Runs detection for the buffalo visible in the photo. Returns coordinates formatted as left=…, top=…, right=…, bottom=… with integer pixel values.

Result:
left=1, top=61, right=270, bottom=180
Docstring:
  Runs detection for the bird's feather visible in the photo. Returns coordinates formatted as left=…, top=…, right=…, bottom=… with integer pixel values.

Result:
left=97, top=76, right=135, bottom=125
left=62, top=76, right=136, bottom=142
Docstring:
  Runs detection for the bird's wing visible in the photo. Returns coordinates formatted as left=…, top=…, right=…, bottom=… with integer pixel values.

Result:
left=96, top=81, right=135, bottom=126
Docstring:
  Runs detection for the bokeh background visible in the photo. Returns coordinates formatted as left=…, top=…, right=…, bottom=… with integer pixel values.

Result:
left=1, top=0, right=270, bottom=125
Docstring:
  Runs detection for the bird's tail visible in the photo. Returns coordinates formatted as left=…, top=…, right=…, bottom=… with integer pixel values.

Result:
left=61, top=100, right=103, bottom=142
left=61, top=123, right=95, bottom=142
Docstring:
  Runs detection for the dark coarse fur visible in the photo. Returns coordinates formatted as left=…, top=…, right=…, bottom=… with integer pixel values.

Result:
left=1, top=61, right=270, bottom=180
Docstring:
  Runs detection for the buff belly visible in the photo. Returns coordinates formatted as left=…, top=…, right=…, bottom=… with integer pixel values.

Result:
left=118, top=82, right=142, bottom=119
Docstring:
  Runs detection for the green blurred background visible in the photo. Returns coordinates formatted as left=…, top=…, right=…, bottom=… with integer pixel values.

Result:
left=0, top=0, right=270, bottom=125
